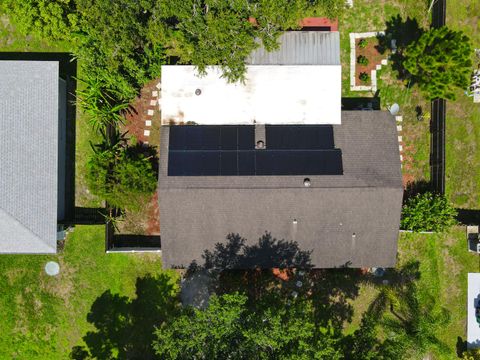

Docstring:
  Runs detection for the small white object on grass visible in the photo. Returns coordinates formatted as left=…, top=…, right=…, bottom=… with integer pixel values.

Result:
left=376, top=64, right=382, bottom=70
left=45, top=261, right=60, bottom=276
left=381, top=59, right=388, bottom=65
left=152, top=90, right=158, bottom=97
left=399, top=145, right=403, bottom=151
left=400, top=154, right=403, bottom=161
left=144, top=130, right=150, bottom=136
left=156, top=82, right=161, bottom=90
left=147, top=109, right=154, bottom=116
left=398, top=136, right=403, bottom=142
left=389, top=103, right=400, bottom=115
left=150, top=99, right=157, bottom=106
left=145, top=120, right=152, bottom=127
left=395, top=115, right=403, bottom=122
left=396, top=125, right=402, bottom=132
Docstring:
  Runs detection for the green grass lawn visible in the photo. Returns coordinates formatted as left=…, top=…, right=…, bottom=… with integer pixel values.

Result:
left=445, top=0, right=480, bottom=208
left=0, top=226, right=176, bottom=358
left=346, top=228, right=477, bottom=359
left=339, top=0, right=431, bottom=184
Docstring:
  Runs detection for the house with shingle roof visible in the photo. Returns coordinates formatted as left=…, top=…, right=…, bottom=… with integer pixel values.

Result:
left=0, top=56, right=75, bottom=253
left=157, top=30, right=403, bottom=269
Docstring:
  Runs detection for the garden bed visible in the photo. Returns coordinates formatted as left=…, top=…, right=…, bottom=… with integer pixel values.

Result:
left=355, top=37, right=385, bottom=86
left=115, top=79, right=162, bottom=236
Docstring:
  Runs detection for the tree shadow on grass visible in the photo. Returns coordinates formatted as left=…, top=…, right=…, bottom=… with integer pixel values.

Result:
left=376, top=15, right=425, bottom=83
left=70, top=274, right=180, bottom=360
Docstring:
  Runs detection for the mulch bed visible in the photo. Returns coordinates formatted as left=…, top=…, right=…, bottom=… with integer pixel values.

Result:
left=355, top=37, right=386, bottom=86
left=118, top=79, right=161, bottom=235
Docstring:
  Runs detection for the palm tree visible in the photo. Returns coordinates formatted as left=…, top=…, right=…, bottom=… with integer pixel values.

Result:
left=76, top=76, right=130, bottom=131
left=368, top=282, right=450, bottom=358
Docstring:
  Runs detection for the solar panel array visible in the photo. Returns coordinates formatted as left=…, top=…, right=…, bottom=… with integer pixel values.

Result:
left=168, top=126, right=343, bottom=176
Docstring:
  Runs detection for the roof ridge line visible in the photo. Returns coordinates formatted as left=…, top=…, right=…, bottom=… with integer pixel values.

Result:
left=0, top=206, right=51, bottom=248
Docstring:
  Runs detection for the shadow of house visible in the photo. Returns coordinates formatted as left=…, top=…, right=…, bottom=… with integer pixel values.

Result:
left=70, top=274, right=180, bottom=360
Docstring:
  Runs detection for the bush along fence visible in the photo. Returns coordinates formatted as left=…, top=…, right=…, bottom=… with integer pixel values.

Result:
left=400, top=192, right=457, bottom=233
left=78, top=78, right=160, bottom=252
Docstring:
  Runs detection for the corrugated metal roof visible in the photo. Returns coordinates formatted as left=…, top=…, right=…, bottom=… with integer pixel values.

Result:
left=0, top=61, right=59, bottom=253
left=247, top=31, right=340, bottom=65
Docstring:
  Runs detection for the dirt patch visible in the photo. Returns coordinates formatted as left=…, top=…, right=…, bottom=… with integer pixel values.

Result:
left=355, top=37, right=386, bottom=86
left=117, top=79, right=162, bottom=235
left=123, top=78, right=161, bottom=147
left=146, top=192, right=160, bottom=235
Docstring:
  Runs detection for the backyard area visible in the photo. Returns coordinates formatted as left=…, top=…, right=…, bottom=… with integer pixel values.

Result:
left=1, top=0, right=480, bottom=357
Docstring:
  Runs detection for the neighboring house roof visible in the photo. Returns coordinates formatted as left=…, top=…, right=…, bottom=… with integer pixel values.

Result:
left=247, top=31, right=340, bottom=65
left=0, top=61, right=59, bottom=253
left=158, top=111, right=403, bottom=268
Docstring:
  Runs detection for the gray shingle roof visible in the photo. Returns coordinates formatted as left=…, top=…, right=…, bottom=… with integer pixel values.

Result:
left=158, top=111, right=403, bottom=268
left=0, top=61, right=59, bottom=253
left=247, top=31, right=340, bottom=65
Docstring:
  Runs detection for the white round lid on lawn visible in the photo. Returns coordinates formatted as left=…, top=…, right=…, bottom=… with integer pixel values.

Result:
left=45, top=261, right=60, bottom=276
left=389, top=103, right=400, bottom=115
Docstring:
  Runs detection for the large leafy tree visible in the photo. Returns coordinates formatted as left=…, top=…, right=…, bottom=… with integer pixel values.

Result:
left=148, top=0, right=344, bottom=83
left=4, top=0, right=345, bottom=95
left=404, top=26, right=473, bottom=100
left=74, top=0, right=166, bottom=99
left=1, top=0, right=78, bottom=41
left=153, top=292, right=342, bottom=359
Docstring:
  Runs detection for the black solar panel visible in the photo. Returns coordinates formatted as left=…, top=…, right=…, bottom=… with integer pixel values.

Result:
left=167, top=125, right=343, bottom=176
left=266, top=125, right=335, bottom=149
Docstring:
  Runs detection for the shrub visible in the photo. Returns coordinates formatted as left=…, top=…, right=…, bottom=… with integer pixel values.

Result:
left=76, top=77, right=130, bottom=131
left=463, top=349, right=480, bottom=360
left=359, top=38, right=368, bottom=48
left=359, top=72, right=370, bottom=82
left=401, top=192, right=457, bottom=232
left=86, top=133, right=158, bottom=211
left=357, top=55, right=369, bottom=66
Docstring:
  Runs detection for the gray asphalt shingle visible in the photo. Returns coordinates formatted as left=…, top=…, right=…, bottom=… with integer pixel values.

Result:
left=0, top=61, right=59, bottom=253
left=158, top=111, right=403, bottom=268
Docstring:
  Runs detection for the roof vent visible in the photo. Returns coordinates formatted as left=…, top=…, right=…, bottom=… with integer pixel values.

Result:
left=293, top=218, right=298, bottom=225
left=303, top=178, right=311, bottom=187
left=256, top=140, right=265, bottom=149
left=195, top=88, right=202, bottom=96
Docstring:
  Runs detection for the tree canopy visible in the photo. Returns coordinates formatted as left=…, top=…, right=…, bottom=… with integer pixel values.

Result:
left=153, top=292, right=343, bottom=360
left=404, top=26, right=473, bottom=100
left=3, top=0, right=345, bottom=98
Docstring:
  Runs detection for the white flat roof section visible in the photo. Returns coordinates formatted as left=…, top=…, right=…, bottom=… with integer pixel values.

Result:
left=468, top=273, right=480, bottom=348
left=160, top=65, right=342, bottom=125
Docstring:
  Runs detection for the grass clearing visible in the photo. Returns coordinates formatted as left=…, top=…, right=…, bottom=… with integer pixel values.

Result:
left=0, top=225, right=176, bottom=358
left=445, top=0, right=480, bottom=208
left=345, top=228, right=477, bottom=359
